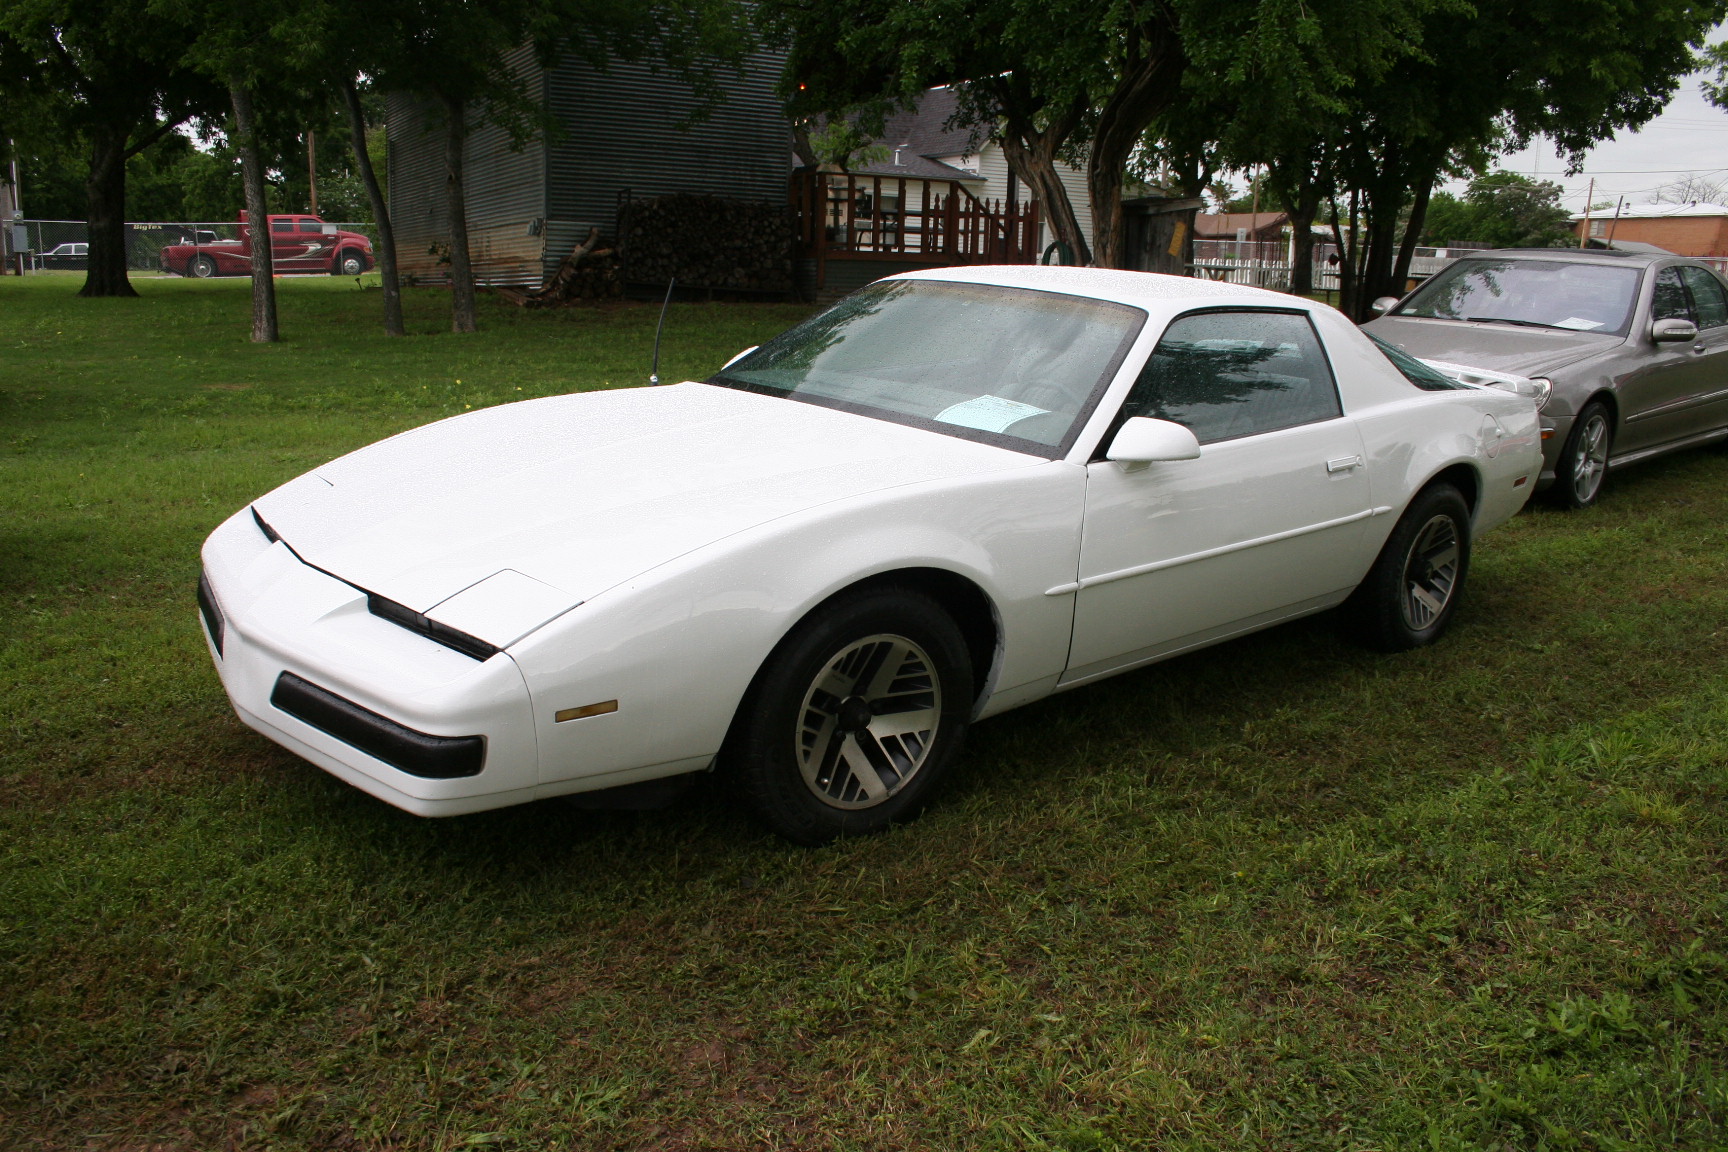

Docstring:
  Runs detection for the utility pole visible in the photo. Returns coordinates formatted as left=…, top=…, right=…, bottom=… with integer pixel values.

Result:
left=1606, top=195, right=1625, bottom=247
left=307, top=131, right=318, bottom=215
left=1578, top=178, right=1594, bottom=248
left=3, top=141, right=22, bottom=275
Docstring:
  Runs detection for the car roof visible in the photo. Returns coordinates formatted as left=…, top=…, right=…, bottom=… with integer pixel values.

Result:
left=886, top=264, right=1308, bottom=314
left=1454, top=247, right=1682, bottom=269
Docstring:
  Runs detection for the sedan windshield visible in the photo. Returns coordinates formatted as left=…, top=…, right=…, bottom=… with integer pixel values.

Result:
left=707, top=280, right=1146, bottom=455
left=1394, top=258, right=1642, bottom=337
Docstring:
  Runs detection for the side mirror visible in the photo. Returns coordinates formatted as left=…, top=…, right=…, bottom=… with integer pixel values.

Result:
left=1106, top=417, right=1201, bottom=464
left=721, top=345, right=758, bottom=370
left=1652, top=317, right=1698, bottom=343
left=1370, top=296, right=1401, bottom=317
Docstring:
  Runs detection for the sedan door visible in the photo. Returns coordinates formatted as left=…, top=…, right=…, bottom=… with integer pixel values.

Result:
left=1064, top=309, right=1376, bottom=685
left=1615, top=265, right=1728, bottom=453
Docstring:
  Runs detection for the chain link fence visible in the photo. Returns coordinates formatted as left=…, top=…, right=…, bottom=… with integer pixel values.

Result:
left=5, top=220, right=376, bottom=273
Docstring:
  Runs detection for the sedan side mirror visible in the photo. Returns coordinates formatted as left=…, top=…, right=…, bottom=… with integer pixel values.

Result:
left=1652, top=317, right=1698, bottom=343
left=1370, top=296, right=1401, bottom=317
left=1106, top=417, right=1201, bottom=464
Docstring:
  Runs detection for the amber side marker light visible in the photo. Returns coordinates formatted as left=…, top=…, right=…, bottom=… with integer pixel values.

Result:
left=556, top=700, right=618, bottom=723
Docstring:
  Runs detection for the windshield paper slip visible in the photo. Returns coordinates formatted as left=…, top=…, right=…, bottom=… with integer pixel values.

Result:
left=935, top=394, right=1048, bottom=433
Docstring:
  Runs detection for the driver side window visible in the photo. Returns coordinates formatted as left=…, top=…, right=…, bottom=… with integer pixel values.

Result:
left=1121, top=311, right=1342, bottom=445
left=1652, top=268, right=1695, bottom=324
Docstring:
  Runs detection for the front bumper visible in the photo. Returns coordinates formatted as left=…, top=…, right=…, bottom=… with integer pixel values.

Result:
left=199, top=509, right=540, bottom=816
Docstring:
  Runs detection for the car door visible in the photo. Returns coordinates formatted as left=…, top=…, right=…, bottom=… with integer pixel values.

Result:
left=1064, top=309, right=1375, bottom=685
left=1672, top=266, right=1728, bottom=436
left=1617, top=265, right=1715, bottom=453
left=269, top=218, right=317, bottom=271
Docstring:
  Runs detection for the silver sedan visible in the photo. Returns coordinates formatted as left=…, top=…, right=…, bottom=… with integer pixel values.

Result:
left=1365, top=249, right=1728, bottom=507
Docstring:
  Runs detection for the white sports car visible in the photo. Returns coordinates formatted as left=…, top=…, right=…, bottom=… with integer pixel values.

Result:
left=199, top=266, right=1542, bottom=843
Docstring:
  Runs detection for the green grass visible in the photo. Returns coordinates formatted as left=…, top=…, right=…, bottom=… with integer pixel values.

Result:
left=3, top=273, right=1727, bottom=1151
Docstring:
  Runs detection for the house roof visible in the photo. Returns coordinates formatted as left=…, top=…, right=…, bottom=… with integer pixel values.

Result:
left=1195, top=211, right=1288, bottom=238
left=1569, top=202, right=1728, bottom=221
left=840, top=87, right=987, bottom=182
left=1583, top=238, right=1676, bottom=254
left=849, top=153, right=983, bottom=183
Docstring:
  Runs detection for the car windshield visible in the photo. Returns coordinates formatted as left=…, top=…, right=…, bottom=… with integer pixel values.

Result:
left=707, top=280, right=1146, bottom=456
left=1393, top=258, right=1642, bottom=336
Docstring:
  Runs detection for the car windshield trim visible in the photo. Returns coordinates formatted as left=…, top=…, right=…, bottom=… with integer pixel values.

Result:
left=1393, top=257, right=1644, bottom=338
left=706, top=280, right=1147, bottom=459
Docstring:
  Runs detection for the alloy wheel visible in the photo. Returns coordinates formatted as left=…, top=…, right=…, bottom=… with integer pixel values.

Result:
left=796, top=633, right=941, bottom=809
left=1400, top=514, right=1461, bottom=632
left=1571, top=413, right=1610, bottom=504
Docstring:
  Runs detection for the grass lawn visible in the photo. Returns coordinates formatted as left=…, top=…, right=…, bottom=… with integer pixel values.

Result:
left=2, top=272, right=1726, bottom=1151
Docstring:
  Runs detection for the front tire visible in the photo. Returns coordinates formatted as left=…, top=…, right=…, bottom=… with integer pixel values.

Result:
left=336, top=251, right=366, bottom=276
left=188, top=256, right=217, bottom=278
left=1346, top=484, right=1472, bottom=652
left=727, top=588, right=974, bottom=845
left=1547, top=401, right=1612, bottom=509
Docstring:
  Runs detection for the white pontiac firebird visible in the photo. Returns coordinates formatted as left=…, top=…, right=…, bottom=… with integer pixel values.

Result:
left=198, top=266, right=1542, bottom=843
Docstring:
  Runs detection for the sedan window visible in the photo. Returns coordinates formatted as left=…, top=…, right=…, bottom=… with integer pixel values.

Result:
left=1120, top=311, right=1342, bottom=444
left=1680, top=267, right=1728, bottom=329
left=708, top=280, right=1145, bottom=455
left=1653, top=268, right=1694, bottom=324
left=1394, top=258, right=1642, bottom=336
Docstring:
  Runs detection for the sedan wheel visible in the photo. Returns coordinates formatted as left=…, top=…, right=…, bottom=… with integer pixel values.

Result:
left=1549, top=401, right=1612, bottom=509
left=189, top=256, right=217, bottom=278
left=729, top=588, right=973, bottom=844
left=1346, top=483, right=1472, bottom=652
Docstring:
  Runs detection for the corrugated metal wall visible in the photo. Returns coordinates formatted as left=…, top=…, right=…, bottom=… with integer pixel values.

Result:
left=544, top=48, right=792, bottom=283
left=386, top=46, right=549, bottom=285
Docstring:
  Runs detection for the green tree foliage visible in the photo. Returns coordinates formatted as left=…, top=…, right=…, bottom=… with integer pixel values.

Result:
left=0, top=0, right=226, bottom=295
left=1421, top=172, right=1574, bottom=249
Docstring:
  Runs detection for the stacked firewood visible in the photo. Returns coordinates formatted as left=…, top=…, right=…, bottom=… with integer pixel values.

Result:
left=621, top=194, right=795, bottom=294
left=497, top=227, right=623, bottom=308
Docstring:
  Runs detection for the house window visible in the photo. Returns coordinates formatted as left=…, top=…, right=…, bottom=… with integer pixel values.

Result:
left=1590, top=219, right=1607, bottom=237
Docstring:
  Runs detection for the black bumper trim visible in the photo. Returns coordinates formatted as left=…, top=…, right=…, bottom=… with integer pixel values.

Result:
left=197, top=573, right=225, bottom=656
left=270, top=671, right=486, bottom=779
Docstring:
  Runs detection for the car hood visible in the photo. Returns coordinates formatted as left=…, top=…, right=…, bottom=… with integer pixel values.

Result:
left=252, top=382, right=1038, bottom=646
left=1364, top=315, right=1621, bottom=376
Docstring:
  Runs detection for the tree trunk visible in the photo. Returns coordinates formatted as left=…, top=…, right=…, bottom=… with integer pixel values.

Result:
left=985, top=79, right=1091, bottom=266
left=1283, top=180, right=1321, bottom=296
left=1086, top=22, right=1183, bottom=269
left=343, top=75, right=403, bottom=337
left=230, top=78, right=278, bottom=342
left=998, top=132, right=1090, bottom=266
left=78, top=126, right=135, bottom=298
left=442, top=94, right=477, bottom=334
left=1391, top=173, right=1433, bottom=293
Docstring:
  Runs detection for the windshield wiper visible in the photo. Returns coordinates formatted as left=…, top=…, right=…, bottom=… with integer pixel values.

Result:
left=1462, top=316, right=1565, bottom=330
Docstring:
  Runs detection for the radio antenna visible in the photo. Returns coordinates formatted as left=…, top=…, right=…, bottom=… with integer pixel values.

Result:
left=649, top=278, right=675, bottom=385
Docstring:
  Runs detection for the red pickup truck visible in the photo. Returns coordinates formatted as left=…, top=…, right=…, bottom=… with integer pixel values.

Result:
left=160, top=213, right=375, bottom=278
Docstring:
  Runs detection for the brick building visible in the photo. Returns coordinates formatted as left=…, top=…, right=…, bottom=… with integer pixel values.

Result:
left=1571, top=203, right=1728, bottom=256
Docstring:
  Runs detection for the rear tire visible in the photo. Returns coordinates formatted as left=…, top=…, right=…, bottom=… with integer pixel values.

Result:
left=727, top=588, right=973, bottom=845
left=188, top=256, right=217, bottom=278
left=1345, top=484, right=1472, bottom=652
left=1547, top=401, right=1612, bottom=509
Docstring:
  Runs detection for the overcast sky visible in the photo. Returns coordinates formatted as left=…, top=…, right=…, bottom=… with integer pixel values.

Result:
left=1448, top=54, right=1728, bottom=214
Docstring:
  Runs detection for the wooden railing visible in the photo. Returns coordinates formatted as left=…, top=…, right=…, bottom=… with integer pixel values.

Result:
left=791, top=171, right=1041, bottom=285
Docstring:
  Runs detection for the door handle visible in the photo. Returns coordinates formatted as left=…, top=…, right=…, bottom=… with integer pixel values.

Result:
left=1326, top=455, right=1363, bottom=473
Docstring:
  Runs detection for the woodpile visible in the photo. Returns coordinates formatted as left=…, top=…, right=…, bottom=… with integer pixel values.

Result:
left=496, top=226, right=623, bottom=308
left=620, top=193, right=795, bottom=295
